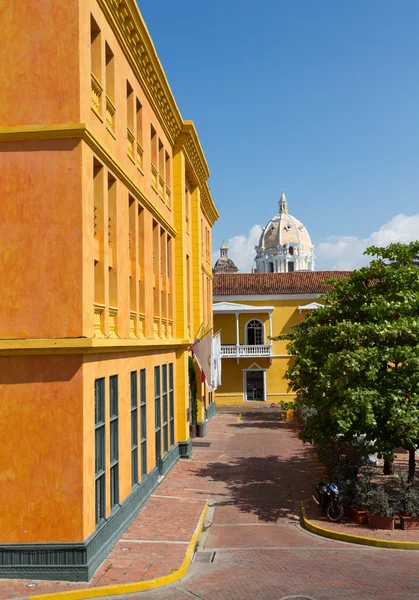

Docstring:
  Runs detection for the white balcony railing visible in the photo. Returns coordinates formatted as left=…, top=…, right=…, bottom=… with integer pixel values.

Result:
left=221, top=344, right=272, bottom=358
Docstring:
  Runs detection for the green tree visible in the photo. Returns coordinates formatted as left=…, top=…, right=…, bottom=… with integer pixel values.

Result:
left=276, top=241, right=419, bottom=480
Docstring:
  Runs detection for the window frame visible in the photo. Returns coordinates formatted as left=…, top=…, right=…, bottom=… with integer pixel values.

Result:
left=131, top=371, right=138, bottom=487
left=245, top=319, right=265, bottom=346
left=140, top=368, right=147, bottom=476
left=162, top=364, right=169, bottom=453
left=154, top=366, right=161, bottom=467
left=94, top=378, right=106, bottom=526
left=109, top=375, right=119, bottom=509
left=169, top=363, right=175, bottom=446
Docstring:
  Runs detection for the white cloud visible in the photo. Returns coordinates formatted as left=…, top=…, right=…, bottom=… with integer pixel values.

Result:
left=316, top=214, right=419, bottom=270
left=212, top=224, right=262, bottom=272
left=213, top=214, right=419, bottom=273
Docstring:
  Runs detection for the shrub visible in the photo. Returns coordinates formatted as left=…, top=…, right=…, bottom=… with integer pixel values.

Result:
left=367, top=487, right=393, bottom=517
left=404, top=487, right=419, bottom=517
left=316, top=439, right=366, bottom=482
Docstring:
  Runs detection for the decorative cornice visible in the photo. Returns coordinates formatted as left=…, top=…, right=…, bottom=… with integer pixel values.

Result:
left=175, top=122, right=219, bottom=226
left=97, top=0, right=182, bottom=145
left=96, top=1, right=219, bottom=225
left=200, top=180, right=219, bottom=227
left=0, top=123, right=177, bottom=238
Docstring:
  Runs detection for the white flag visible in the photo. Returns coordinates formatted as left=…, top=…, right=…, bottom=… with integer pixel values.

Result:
left=192, top=331, right=213, bottom=385
left=208, top=332, right=222, bottom=392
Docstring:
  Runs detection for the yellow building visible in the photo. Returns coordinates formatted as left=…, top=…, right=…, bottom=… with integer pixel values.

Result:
left=0, top=0, right=217, bottom=581
left=213, top=272, right=348, bottom=405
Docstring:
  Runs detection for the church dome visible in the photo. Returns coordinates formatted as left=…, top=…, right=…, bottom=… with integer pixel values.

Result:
left=258, top=212, right=312, bottom=250
left=254, top=191, right=315, bottom=273
left=213, top=241, right=239, bottom=274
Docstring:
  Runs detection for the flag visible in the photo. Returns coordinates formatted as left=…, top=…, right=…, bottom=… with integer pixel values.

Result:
left=191, top=330, right=212, bottom=385
left=207, top=331, right=222, bottom=392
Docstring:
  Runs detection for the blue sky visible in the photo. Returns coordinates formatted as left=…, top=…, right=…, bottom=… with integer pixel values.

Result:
left=137, top=0, right=419, bottom=270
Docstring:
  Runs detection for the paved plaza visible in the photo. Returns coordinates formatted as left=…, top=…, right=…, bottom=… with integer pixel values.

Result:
left=3, top=411, right=419, bottom=600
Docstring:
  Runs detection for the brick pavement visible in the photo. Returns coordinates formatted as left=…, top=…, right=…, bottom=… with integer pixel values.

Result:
left=3, top=410, right=419, bottom=600
left=111, top=411, right=419, bottom=600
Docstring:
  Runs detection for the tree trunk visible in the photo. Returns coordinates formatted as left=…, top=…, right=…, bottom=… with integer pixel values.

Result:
left=383, top=453, right=394, bottom=475
left=408, top=448, right=416, bottom=482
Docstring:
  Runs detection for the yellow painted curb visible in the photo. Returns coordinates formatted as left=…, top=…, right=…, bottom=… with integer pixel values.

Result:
left=31, top=501, right=209, bottom=600
left=300, top=501, right=419, bottom=550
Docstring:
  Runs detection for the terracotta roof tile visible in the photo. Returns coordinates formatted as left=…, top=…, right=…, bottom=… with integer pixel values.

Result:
left=213, top=271, right=351, bottom=295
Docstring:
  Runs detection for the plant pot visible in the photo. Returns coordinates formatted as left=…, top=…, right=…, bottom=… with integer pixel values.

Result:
left=344, top=505, right=369, bottom=525
left=190, top=423, right=197, bottom=438
left=400, top=516, right=419, bottom=530
left=368, top=514, right=395, bottom=530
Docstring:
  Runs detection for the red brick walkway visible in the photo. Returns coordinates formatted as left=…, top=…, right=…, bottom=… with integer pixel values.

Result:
left=0, top=450, right=214, bottom=598
left=2, top=411, right=419, bottom=600
left=118, top=411, right=419, bottom=600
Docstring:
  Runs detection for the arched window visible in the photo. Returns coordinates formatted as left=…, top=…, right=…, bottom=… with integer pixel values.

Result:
left=289, top=246, right=294, bottom=255
left=246, top=319, right=264, bottom=345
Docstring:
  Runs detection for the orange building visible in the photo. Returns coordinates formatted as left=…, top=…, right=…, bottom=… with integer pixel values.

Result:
left=0, top=0, right=218, bottom=581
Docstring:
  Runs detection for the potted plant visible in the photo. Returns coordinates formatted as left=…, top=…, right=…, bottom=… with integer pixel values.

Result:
left=401, top=487, right=419, bottom=530
left=188, top=357, right=198, bottom=438
left=341, top=478, right=369, bottom=524
left=367, top=487, right=395, bottom=530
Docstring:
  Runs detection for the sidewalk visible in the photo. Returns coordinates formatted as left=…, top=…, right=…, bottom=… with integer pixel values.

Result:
left=0, top=421, right=229, bottom=600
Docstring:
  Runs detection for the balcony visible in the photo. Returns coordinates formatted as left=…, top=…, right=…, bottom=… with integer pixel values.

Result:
left=221, top=344, right=272, bottom=358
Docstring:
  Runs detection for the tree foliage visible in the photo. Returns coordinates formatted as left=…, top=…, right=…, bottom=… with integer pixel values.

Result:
left=275, top=242, right=419, bottom=477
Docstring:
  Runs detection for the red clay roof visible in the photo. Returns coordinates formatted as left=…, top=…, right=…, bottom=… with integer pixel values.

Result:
left=213, top=271, right=351, bottom=295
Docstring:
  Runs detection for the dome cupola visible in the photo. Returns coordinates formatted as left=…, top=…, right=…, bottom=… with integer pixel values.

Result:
left=254, top=191, right=315, bottom=273
left=213, top=241, right=239, bottom=274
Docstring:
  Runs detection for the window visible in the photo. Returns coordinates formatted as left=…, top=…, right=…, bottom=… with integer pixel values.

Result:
left=169, top=363, right=175, bottom=446
left=185, top=187, right=190, bottom=232
left=288, top=262, right=295, bottom=272
left=154, top=366, right=161, bottom=467
left=131, top=371, right=138, bottom=487
left=246, top=320, right=264, bottom=345
left=105, top=43, right=115, bottom=133
left=289, top=246, right=294, bottom=256
left=136, top=99, right=143, bottom=143
left=95, top=378, right=106, bottom=526
left=151, top=125, right=157, bottom=168
left=109, top=375, right=119, bottom=509
left=167, top=236, right=171, bottom=279
left=126, top=81, right=134, bottom=131
left=90, top=16, right=102, bottom=117
left=162, top=365, right=168, bottom=453
left=127, top=81, right=134, bottom=159
left=140, top=369, right=147, bottom=476
left=93, top=159, right=105, bottom=312
left=90, top=16, right=101, bottom=79
left=108, top=174, right=117, bottom=309
left=158, top=139, right=164, bottom=180
left=165, top=151, right=171, bottom=188
left=136, top=99, right=143, bottom=170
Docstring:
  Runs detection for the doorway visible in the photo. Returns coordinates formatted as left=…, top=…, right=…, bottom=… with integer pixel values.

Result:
left=245, top=370, right=265, bottom=401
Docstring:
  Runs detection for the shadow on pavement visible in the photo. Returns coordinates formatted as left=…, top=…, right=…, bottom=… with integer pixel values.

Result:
left=195, top=414, right=322, bottom=523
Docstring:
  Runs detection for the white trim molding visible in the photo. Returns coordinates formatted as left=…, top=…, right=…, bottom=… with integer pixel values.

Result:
left=242, top=364, right=267, bottom=402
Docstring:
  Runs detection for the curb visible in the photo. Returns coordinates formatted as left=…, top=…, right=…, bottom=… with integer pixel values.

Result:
left=300, top=501, right=419, bottom=550
left=31, top=501, right=210, bottom=600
